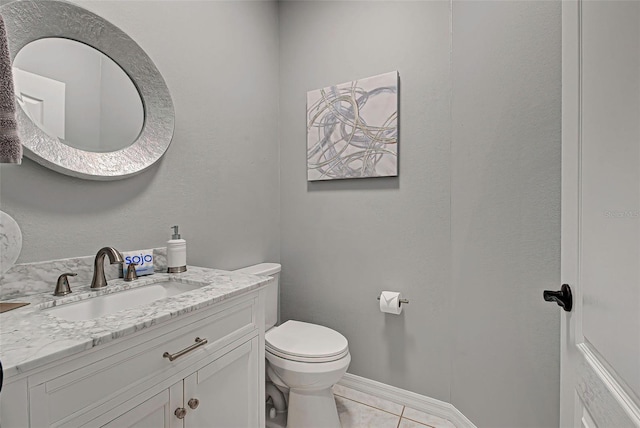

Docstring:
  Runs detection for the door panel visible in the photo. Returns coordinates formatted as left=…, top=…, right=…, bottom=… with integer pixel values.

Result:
left=580, top=0, right=640, bottom=398
left=101, top=390, right=172, bottom=428
left=184, top=338, right=259, bottom=428
left=76, top=380, right=183, bottom=428
left=576, top=345, right=639, bottom=427
left=561, top=1, right=640, bottom=426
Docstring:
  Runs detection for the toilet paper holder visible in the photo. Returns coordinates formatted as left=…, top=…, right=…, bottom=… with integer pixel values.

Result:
left=377, top=295, right=409, bottom=306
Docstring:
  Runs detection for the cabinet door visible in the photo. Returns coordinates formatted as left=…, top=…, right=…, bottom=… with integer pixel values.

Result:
left=0, top=379, right=29, bottom=427
left=184, top=338, right=259, bottom=428
left=100, top=382, right=183, bottom=428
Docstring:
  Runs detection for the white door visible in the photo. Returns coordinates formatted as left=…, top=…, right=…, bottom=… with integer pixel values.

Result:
left=560, top=1, right=640, bottom=427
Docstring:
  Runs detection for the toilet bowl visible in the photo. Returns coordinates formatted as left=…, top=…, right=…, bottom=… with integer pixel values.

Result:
left=232, top=264, right=349, bottom=428
left=266, top=320, right=350, bottom=428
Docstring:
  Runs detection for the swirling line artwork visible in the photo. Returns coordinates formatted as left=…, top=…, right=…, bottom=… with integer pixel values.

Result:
left=307, top=71, right=398, bottom=181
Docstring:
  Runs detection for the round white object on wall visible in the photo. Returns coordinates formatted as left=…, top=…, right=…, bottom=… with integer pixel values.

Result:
left=0, top=211, right=22, bottom=274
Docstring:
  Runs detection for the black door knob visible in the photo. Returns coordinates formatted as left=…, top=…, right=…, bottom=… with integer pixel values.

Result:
left=543, top=284, right=572, bottom=312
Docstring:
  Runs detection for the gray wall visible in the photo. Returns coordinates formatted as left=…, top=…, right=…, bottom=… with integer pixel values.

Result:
left=0, top=0, right=280, bottom=270
left=14, top=38, right=103, bottom=146
left=99, top=55, right=144, bottom=152
left=279, top=0, right=453, bottom=403
left=279, top=1, right=561, bottom=426
left=450, top=2, right=561, bottom=426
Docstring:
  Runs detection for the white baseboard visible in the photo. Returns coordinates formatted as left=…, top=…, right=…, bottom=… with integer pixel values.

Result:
left=337, top=373, right=476, bottom=428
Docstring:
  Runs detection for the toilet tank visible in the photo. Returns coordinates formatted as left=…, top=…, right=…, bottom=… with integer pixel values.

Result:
left=232, top=263, right=281, bottom=330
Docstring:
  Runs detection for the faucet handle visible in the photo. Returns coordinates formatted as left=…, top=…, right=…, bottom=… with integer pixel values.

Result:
left=124, top=263, right=138, bottom=282
left=54, top=273, right=77, bottom=296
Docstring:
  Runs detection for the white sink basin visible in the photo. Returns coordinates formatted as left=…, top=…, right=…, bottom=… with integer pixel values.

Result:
left=46, top=280, right=201, bottom=321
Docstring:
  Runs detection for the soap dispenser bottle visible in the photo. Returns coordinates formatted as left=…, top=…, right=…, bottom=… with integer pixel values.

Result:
left=167, top=225, right=187, bottom=273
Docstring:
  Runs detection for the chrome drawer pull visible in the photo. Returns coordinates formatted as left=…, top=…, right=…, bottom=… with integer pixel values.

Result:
left=163, top=337, right=208, bottom=361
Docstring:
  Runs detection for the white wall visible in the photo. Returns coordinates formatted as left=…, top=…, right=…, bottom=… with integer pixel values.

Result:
left=0, top=0, right=280, bottom=269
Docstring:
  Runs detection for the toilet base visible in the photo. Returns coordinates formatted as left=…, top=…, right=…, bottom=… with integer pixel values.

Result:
left=286, top=387, right=341, bottom=428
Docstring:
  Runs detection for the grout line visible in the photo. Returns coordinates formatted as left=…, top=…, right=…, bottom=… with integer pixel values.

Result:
left=402, top=414, right=438, bottom=428
left=335, top=386, right=452, bottom=428
left=396, top=406, right=406, bottom=428
left=397, top=405, right=442, bottom=428
left=336, top=384, right=458, bottom=428
left=334, top=393, right=404, bottom=417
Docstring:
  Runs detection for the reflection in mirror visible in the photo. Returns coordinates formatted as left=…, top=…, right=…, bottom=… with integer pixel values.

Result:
left=0, top=0, right=174, bottom=180
left=13, top=38, right=144, bottom=153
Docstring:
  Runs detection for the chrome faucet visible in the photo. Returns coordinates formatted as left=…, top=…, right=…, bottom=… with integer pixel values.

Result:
left=91, top=247, right=124, bottom=289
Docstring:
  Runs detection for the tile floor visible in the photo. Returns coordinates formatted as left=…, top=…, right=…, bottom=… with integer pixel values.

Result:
left=332, top=384, right=457, bottom=428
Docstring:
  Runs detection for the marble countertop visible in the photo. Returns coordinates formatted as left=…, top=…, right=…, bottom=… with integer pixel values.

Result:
left=0, top=266, right=272, bottom=379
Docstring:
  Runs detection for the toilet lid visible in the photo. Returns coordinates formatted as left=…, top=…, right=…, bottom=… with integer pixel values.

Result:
left=265, top=320, right=349, bottom=362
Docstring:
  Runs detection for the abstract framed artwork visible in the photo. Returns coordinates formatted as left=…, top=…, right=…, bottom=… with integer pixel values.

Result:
left=307, top=71, right=398, bottom=181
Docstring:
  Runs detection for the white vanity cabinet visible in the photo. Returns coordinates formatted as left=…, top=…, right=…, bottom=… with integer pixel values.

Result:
left=93, top=337, right=260, bottom=428
left=100, top=388, right=176, bottom=428
left=181, top=337, right=259, bottom=428
left=2, top=289, right=265, bottom=428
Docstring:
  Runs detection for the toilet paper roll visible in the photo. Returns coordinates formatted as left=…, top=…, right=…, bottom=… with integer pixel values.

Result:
left=379, top=291, right=403, bottom=315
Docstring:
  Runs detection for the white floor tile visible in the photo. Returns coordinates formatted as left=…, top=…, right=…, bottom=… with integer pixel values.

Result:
left=402, top=407, right=456, bottom=428
left=333, top=384, right=404, bottom=415
left=399, top=418, right=431, bottom=428
left=335, top=395, right=401, bottom=428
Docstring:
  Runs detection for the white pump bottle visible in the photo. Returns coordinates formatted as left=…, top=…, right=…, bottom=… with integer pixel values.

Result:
left=167, top=225, right=187, bottom=273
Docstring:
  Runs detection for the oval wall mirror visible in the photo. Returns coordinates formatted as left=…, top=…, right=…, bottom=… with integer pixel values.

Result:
left=13, top=38, right=145, bottom=154
left=0, top=0, right=174, bottom=180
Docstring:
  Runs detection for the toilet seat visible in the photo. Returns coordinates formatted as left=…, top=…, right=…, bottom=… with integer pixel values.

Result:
left=266, top=320, right=349, bottom=363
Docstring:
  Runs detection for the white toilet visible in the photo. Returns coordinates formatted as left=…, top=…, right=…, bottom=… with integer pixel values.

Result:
left=233, top=263, right=350, bottom=428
